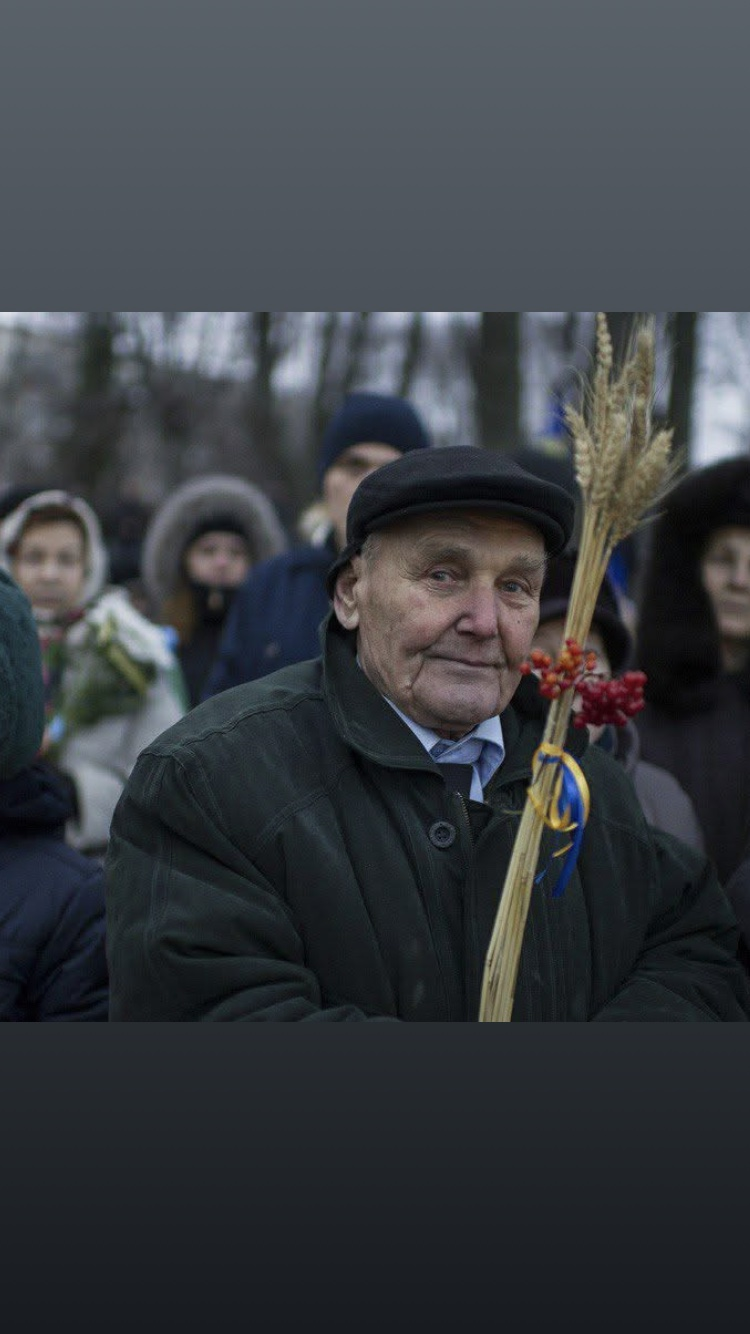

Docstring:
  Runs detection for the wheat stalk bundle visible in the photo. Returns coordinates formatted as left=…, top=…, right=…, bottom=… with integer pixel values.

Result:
left=478, top=313, right=674, bottom=1022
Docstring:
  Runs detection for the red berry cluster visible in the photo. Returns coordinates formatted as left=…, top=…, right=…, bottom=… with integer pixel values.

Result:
left=520, top=639, right=647, bottom=728
left=573, top=671, right=647, bottom=728
left=520, top=639, right=598, bottom=700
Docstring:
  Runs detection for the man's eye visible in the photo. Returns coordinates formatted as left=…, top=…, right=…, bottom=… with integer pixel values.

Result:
left=428, top=569, right=455, bottom=583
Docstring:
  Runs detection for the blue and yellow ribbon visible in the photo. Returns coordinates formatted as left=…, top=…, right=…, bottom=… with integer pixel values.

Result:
left=527, top=743, right=590, bottom=898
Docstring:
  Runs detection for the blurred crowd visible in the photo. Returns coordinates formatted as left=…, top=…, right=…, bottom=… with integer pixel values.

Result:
left=2, top=388, right=750, bottom=1018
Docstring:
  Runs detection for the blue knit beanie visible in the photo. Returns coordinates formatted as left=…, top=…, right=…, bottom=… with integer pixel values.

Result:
left=317, top=392, right=431, bottom=486
left=0, top=569, right=45, bottom=779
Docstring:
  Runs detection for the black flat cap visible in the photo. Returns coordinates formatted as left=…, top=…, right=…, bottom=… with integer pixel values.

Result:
left=326, top=445, right=575, bottom=593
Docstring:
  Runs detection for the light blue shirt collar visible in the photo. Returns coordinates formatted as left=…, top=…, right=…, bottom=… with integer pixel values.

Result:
left=383, top=698, right=505, bottom=802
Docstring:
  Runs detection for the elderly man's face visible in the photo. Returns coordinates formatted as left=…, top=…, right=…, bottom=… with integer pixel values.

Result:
left=334, top=511, right=546, bottom=738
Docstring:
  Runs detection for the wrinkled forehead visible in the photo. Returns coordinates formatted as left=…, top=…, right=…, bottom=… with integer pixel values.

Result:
left=373, top=508, right=547, bottom=559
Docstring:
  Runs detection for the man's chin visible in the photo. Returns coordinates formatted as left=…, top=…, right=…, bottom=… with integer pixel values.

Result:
left=414, top=687, right=505, bottom=734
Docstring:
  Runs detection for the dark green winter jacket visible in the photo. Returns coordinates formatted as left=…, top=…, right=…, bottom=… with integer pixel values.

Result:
left=105, top=615, right=750, bottom=1021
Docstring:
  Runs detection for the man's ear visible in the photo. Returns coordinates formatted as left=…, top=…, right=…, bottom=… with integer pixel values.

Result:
left=333, top=559, right=361, bottom=631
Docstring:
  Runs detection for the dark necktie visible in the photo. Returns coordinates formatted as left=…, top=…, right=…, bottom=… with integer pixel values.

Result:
left=435, top=762, right=474, bottom=799
left=430, top=738, right=485, bottom=800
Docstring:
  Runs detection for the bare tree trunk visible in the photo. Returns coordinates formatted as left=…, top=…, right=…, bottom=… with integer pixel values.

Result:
left=306, top=312, right=375, bottom=491
left=246, top=312, right=284, bottom=477
left=472, top=313, right=520, bottom=452
left=311, top=312, right=341, bottom=445
left=667, top=312, right=698, bottom=476
left=398, top=312, right=424, bottom=397
left=60, top=312, right=129, bottom=503
left=341, top=312, right=372, bottom=395
left=244, top=313, right=307, bottom=511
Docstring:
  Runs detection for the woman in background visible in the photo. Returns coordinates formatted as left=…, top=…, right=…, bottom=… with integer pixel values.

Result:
left=635, top=455, right=750, bottom=891
left=0, top=490, right=186, bottom=857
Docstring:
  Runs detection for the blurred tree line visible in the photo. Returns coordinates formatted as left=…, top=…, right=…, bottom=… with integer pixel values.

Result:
left=0, top=312, right=702, bottom=530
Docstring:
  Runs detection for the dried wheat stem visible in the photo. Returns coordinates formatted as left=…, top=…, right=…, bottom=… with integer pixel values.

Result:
left=478, top=313, right=674, bottom=1023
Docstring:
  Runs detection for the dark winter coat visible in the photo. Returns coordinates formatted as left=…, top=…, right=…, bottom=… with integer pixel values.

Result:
left=105, top=615, right=750, bottom=1022
left=0, top=764, right=108, bottom=1020
left=636, top=677, right=750, bottom=884
left=201, top=541, right=335, bottom=696
left=174, top=591, right=232, bottom=707
left=604, top=722, right=705, bottom=854
left=725, top=855, right=750, bottom=970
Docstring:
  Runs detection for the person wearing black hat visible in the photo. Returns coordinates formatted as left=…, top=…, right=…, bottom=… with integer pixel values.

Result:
left=0, top=569, right=108, bottom=1019
left=202, top=391, right=432, bottom=697
left=531, top=551, right=705, bottom=852
left=105, top=446, right=750, bottom=1021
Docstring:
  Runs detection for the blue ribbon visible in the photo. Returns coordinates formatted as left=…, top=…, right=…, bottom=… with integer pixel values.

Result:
left=529, top=745, right=590, bottom=899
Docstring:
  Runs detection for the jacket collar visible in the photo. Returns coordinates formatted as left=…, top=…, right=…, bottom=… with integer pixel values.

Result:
left=323, top=615, right=436, bottom=772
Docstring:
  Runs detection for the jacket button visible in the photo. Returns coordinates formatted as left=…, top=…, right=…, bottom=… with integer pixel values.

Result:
left=429, top=820, right=456, bottom=849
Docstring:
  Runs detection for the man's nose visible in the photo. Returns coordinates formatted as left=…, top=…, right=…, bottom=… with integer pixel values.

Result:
left=457, top=585, right=498, bottom=635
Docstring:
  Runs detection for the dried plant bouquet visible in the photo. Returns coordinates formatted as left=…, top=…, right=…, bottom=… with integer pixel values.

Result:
left=478, top=313, right=674, bottom=1023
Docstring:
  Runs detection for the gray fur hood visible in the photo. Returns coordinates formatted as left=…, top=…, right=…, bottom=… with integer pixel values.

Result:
left=141, top=473, right=288, bottom=606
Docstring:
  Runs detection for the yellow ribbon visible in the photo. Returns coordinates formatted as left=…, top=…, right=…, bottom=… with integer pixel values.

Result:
left=527, top=743, right=591, bottom=896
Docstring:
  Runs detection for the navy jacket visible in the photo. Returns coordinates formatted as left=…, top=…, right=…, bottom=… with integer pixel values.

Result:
left=0, top=764, right=108, bottom=1020
left=202, top=542, right=334, bottom=697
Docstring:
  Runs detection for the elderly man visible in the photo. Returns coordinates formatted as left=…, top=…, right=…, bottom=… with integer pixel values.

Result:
left=105, top=448, right=750, bottom=1021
